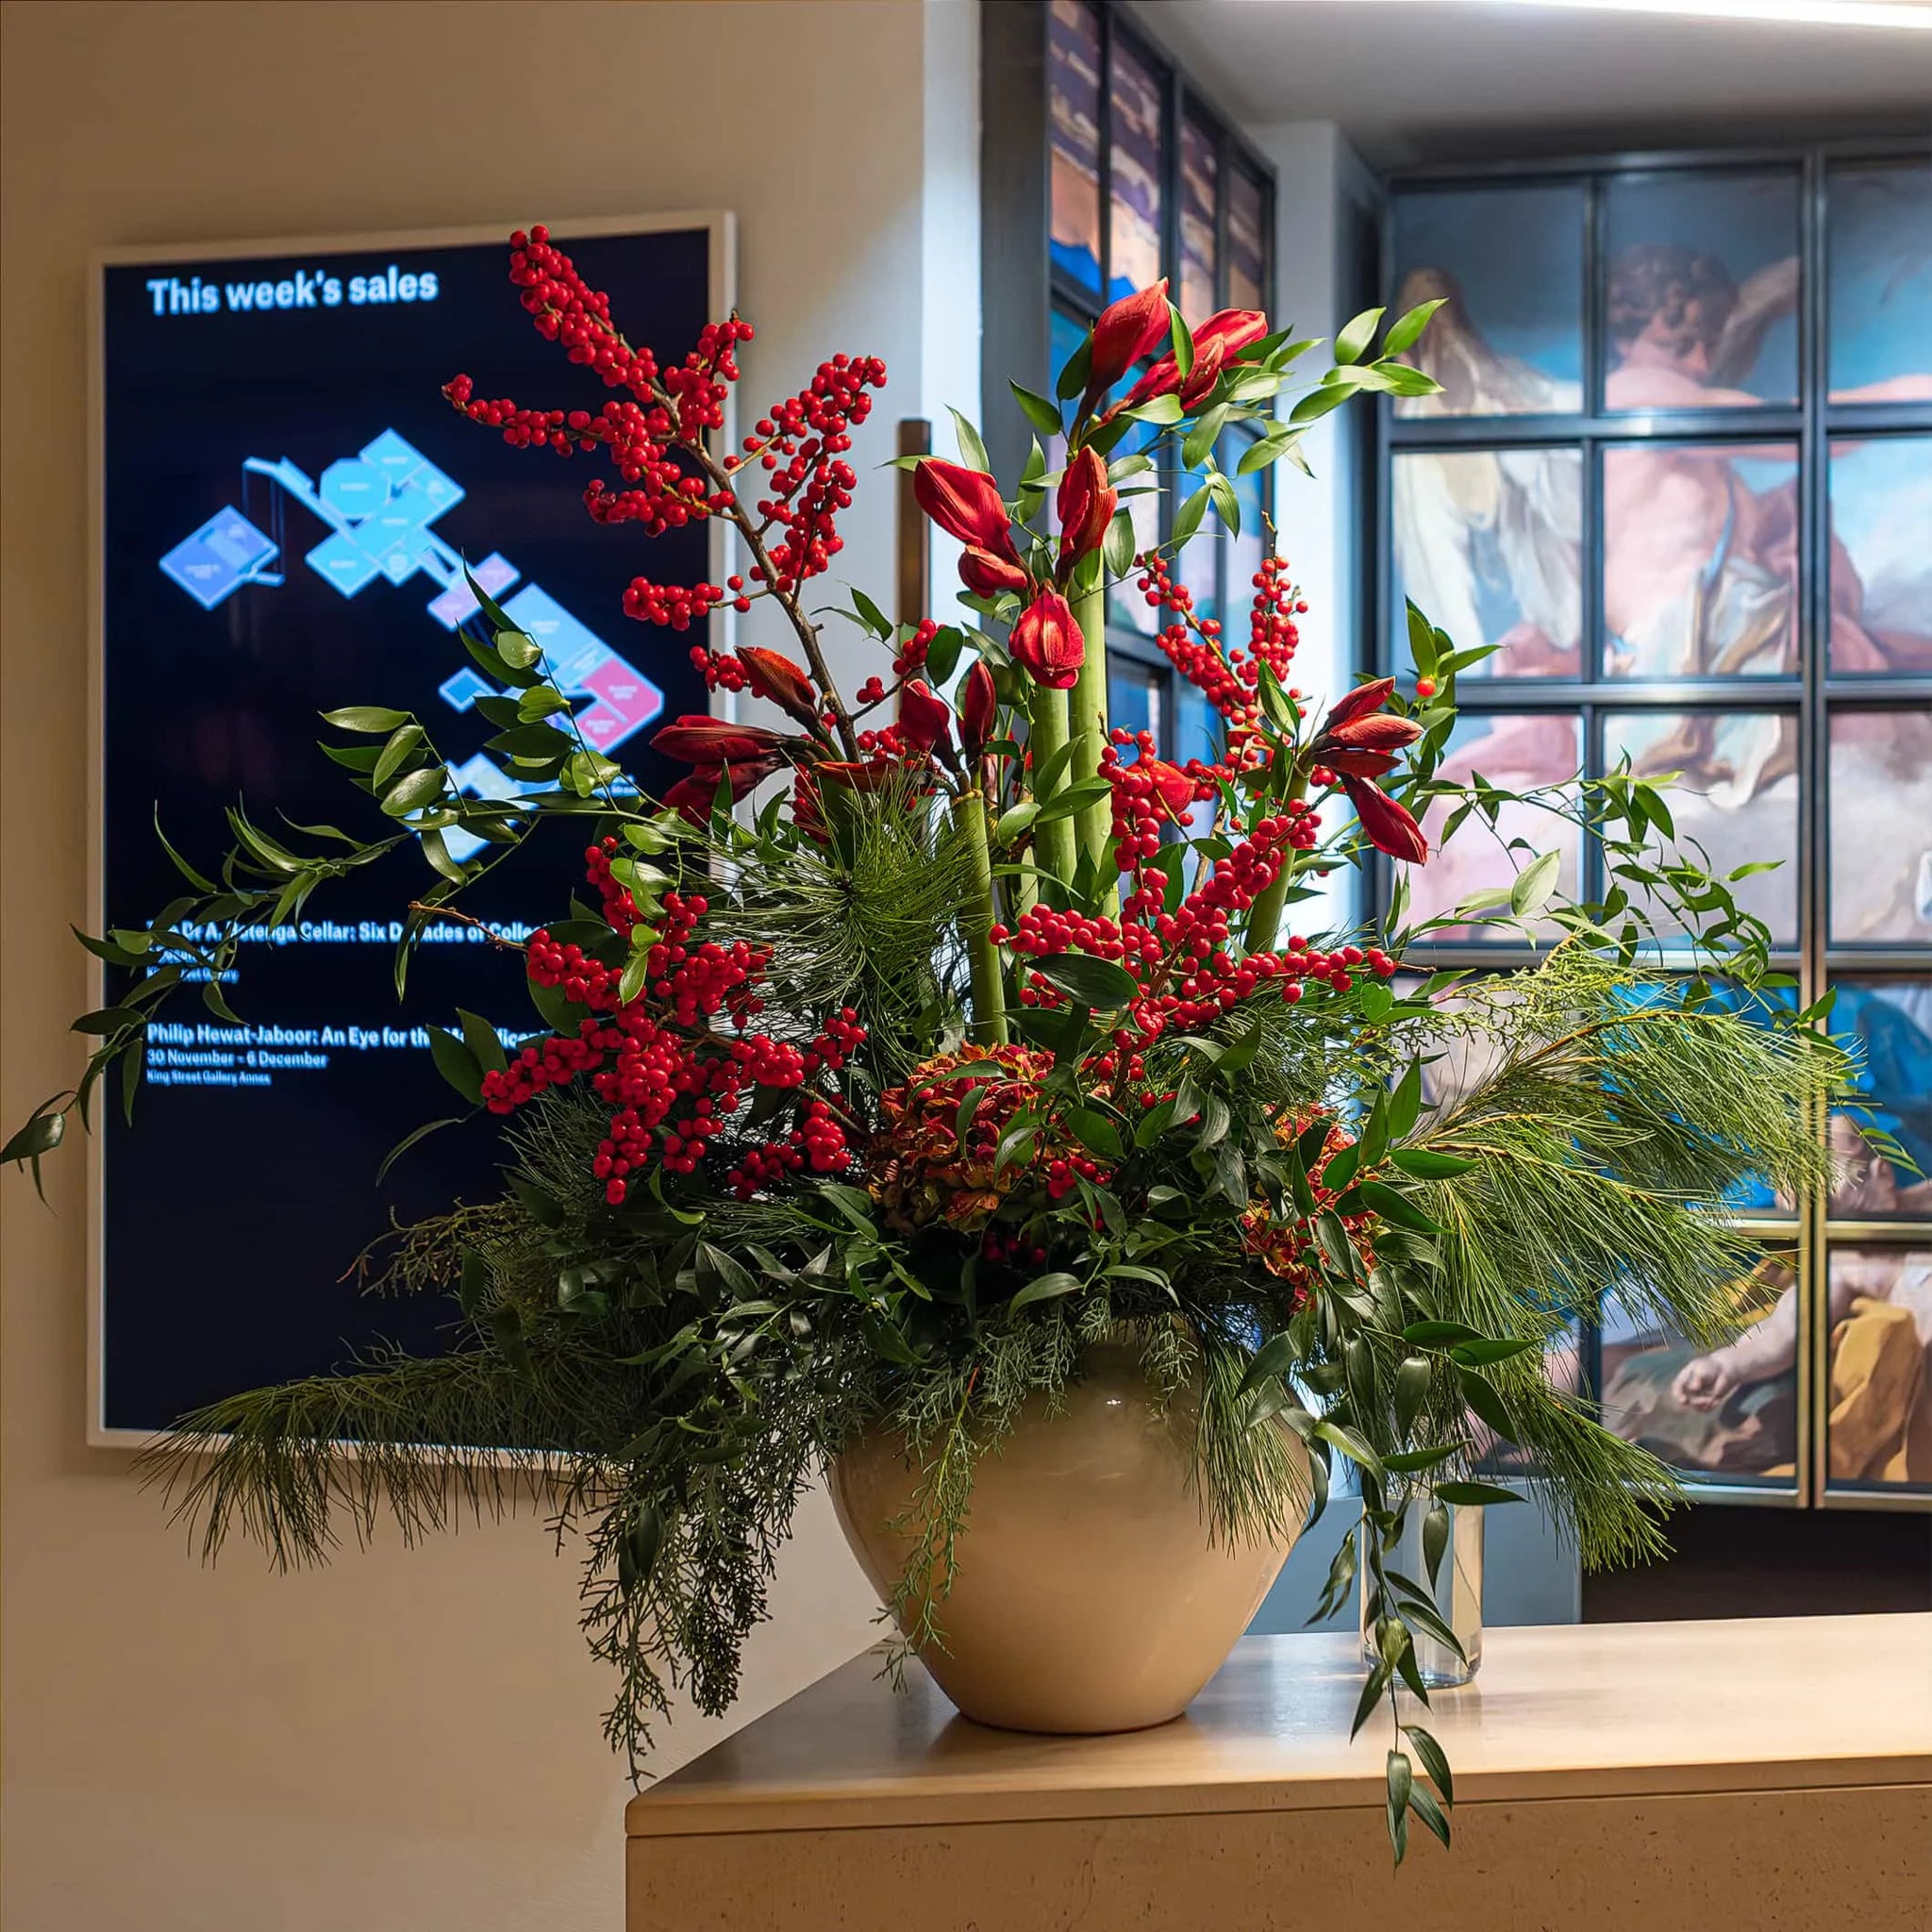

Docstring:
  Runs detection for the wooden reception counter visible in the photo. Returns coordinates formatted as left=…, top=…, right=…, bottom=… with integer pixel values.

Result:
left=627, top=1612, right=1931, bottom=1930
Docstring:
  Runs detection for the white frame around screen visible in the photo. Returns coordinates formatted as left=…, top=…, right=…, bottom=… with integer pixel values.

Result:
left=85, top=210, right=736, bottom=1448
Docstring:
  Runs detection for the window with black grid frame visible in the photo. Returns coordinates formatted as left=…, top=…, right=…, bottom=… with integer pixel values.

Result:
left=1047, top=0, right=1274, bottom=774
left=1378, top=146, right=1932, bottom=1508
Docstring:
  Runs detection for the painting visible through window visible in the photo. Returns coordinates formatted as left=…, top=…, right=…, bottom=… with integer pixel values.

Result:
left=1391, top=184, right=1585, bottom=416
left=1227, top=164, right=1267, bottom=314
left=1391, top=447, right=1582, bottom=678
left=1600, top=1253, right=1801, bottom=1486
left=1828, top=434, right=1932, bottom=675
left=1048, top=0, right=1103, bottom=297
left=1402, top=711, right=1582, bottom=941
left=1179, top=116, right=1218, bottom=329
left=1107, top=37, right=1162, bottom=306
left=1827, top=161, right=1932, bottom=403
left=1830, top=708, right=1932, bottom=943
left=1826, top=1246, right=1932, bottom=1490
left=1044, top=21, right=1272, bottom=798
left=1601, top=442, right=1799, bottom=679
left=1601, top=170, right=1799, bottom=409
left=1387, top=145, right=1932, bottom=1504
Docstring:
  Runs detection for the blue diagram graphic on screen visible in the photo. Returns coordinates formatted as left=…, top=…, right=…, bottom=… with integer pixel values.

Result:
left=158, top=429, right=663, bottom=860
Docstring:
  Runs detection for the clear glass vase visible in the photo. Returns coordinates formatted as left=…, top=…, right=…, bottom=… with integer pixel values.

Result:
left=1358, top=1490, right=1484, bottom=1688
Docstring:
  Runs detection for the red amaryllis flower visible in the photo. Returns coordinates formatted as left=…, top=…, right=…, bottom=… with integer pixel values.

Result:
left=663, top=756, right=781, bottom=822
left=1086, top=278, right=1172, bottom=395
left=1008, top=590, right=1084, bottom=691
left=959, top=659, right=998, bottom=757
left=958, top=544, right=1033, bottom=599
left=1120, top=308, right=1269, bottom=410
left=1056, top=446, right=1116, bottom=575
left=737, top=647, right=820, bottom=728
left=898, top=679, right=954, bottom=756
left=913, top=458, right=1019, bottom=562
left=652, top=716, right=786, bottom=764
left=1343, top=774, right=1428, bottom=864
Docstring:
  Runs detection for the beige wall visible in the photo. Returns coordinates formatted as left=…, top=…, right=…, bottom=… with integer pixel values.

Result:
left=0, top=4, right=976, bottom=1927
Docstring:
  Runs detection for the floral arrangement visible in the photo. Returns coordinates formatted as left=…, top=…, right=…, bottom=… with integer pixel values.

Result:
left=9, top=227, right=1849, bottom=1862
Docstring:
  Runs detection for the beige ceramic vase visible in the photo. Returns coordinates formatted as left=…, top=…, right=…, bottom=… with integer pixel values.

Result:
left=829, top=1339, right=1307, bottom=1734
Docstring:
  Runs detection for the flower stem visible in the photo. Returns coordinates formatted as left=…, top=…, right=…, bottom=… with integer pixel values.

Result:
left=1244, top=766, right=1308, bottom=955
left=953, top=791, right=1008, bottom=1045
left=1068, top=578, right=1114, bottom=908
left=1028, top=682, right=1075, bottom=891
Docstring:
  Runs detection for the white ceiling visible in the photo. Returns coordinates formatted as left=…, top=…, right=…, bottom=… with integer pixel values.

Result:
left=1127, top=0, right=1932, bottom=166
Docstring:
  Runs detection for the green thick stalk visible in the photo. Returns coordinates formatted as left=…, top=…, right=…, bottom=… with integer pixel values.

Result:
left=1243, top=767, right=1308, bottom=956
left=1067, top=579, right=1113, bottom=893
left=1028, top=681, right=1075, bottom=891
left=953, top=790, right=1008, bottom=1045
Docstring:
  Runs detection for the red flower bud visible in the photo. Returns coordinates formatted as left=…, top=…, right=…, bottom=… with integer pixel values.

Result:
left=663, top=756, right=781, bottom=822
left=1176, top=336, right=1225, bottom=409
left=651, top=716, right=786, bottom=765
left=815, top=759, right=902, bottom=794
left=898, top=679, right=954, bottom=756
left=791, top=762, right=905, bottom=840
left=1119, top=307, right=1269, bottom=411
left=957, top=544, right=1033, bottom=599
left=737, top=647, right=820, bottom=727
left=1056, top=446, right=1117, bottom=575
left=1342, top=774, right=1429, bottom=864
left=1318, top=676, right=1398, bottom=736
left=1324, top=711, right=1424, bottom=753
left=959, top=659, right=998, bottom=757
left=1008, top=590, right=1084, bottom=691
left=913, top=458, right=1019, bottom=561
left=1087, top=279, right=1173, bottom=395
left=1322, top=747, right=1400, bottom=779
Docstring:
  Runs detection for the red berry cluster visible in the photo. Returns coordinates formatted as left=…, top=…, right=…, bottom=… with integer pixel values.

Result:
left=440, top=377, right=587, bottom=456
left=1139, top=554, right=1250, bottom=723
left=664, top=318, right=755, bottom=441
left=981, top=1225, right=1049, bottom=1271
left=736, top=355, right=888, bottom=599
left=583, top=837, right=642, bottom=935
left=724, top=1097, right=852, bottom=1201
left=691, top=646, right=751, bottom=693
left=797, top=1098, right=850, bottom=1172
left=986, top=812, right=1396, bottom=1055
left=448, top=225, right=891, bottom=660
left=622, top=576, right=726, bottom=630
left=1137, top=552, right=1313, bottom=775
left=805, top=1008, right=865, bottom=1075
left=1246, top=553, right=1307, bottom=688
left=1102, top=728, right=1211, bottom=872
left=1042, top=1149, right=1110, bottom=1202
left=508, top=225, right=658, bottom=391
left=480, top=842, right=860, bottom=1207
left=892, top=619, right=937, bottom=679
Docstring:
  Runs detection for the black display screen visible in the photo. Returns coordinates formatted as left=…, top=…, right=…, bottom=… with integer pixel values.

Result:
left=97, top=224, right=716, bottom=1432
